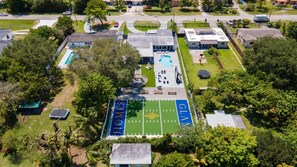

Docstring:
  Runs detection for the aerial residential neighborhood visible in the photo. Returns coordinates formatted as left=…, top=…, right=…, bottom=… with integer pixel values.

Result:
left=0, top=0, right=297, bottom=166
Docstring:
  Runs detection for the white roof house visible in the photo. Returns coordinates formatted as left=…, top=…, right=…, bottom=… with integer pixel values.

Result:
left=110, top=143, right=152, bottom=166
left=205, top=110, right=246, bottom=129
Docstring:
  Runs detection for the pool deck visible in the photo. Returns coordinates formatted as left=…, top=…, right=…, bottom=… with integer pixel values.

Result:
left=154, top=51, right=184, bottom=88
left=58, top=48, right=73, bottom=69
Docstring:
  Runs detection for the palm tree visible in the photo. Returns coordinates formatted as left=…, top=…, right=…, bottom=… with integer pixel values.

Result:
left=73, top=108, right=101, bottom=141
left=86, top=144, right=100, bottom=166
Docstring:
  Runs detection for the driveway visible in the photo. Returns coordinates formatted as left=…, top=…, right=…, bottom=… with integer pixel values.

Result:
left=33, top=19, right=57, bottom=29
left=126, top=21, right=143, bottom=33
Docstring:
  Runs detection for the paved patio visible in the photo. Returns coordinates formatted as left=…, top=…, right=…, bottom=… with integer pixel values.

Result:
left=189, top=49, right=208, bottom=64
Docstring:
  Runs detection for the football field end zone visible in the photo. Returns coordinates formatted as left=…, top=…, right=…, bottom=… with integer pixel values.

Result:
left=176, top=99, right=193, bottom=126
left=109, top=100, right=128, bottom=136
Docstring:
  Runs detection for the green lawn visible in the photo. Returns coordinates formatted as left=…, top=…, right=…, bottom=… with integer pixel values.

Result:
left=178, top=38, right=243, bottom=89
left=0, top=20, right=35, bottom=30
left=209, top=7, right=239, bottom=16
left=124, top=100, right=180, bottom=136
left=178, top=38, right=220, bottom=89
left=217, top=49, right=243, bottom=71
left=183, top=21, right=210, bottom=28
left=73, top=20, right=85, bottom=33
left=144, top=7, right=201, bottom=16
left=134, top=21, right=160, bottom=32
left=239, top=3, right=297, bottom=15
left=141, top=65, right=156, bottom=87
left=227, top=22, right=261, bottom=33
left=119, top=21, right=131, bottom=35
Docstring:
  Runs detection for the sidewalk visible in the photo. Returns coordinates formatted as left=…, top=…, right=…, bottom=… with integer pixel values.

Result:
left=126, top=21, right=143, bottom=33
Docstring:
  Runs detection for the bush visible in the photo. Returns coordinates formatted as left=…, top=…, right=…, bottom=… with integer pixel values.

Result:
left=208, top=47, right=218, bottom=55
left=245, top=3, right=255, bottom=11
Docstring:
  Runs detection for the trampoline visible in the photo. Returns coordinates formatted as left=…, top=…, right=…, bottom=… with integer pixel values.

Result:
left=198, top=70, right=210, bottom=79
left=49, top=108, right=70, bottom=120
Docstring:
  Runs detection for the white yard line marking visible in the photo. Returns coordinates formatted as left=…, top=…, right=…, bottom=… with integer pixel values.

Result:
left=142, top=100, right=144, bottom=136
left=123, top=100, right=129, bottom=135
left=158, top=100, right=164, bottom=135
left=175, top=100, right=181, bottom=126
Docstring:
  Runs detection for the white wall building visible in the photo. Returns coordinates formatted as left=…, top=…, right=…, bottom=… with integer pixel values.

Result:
left=205, top=110, right=246, bottom=129
left=184, top=28, right=229, bottom=49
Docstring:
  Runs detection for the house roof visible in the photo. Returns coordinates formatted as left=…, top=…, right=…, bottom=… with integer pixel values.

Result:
left=184, top=28, right=229, bottom=43
left=0, top=29, right=11, bottom=39
left=236, top=28, right=283, bottom=41
left=205, top=110, right=246, bottom=129
left=110, top=143, right=152, bottom=165
left=68, top=30, right=118, bottom=43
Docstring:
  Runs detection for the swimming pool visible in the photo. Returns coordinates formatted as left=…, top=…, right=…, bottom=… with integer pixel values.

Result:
left=159, top=55, right=173, bottom=68
left=64, top=52, right=74, bottom=65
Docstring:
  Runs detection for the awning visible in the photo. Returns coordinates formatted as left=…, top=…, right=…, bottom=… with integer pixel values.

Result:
left=200, top=40, right=218, bottom=45
left=19, top=101, right=41, bottom=109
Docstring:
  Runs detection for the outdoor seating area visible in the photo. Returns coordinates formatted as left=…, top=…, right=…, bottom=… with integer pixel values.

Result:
left=49, top=108, right=70, bottom=120
left=129, top=74, right=148, bottom=87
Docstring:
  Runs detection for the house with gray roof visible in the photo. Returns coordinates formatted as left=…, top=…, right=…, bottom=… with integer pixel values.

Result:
left=236, top=28, right=284, bottom=48
left=0, top=29, right=12, bottom=54
left=127, top=29, right=175, bottom=62
left=205, top=110, right=246, bottom=129
left=67, top=30, right=122, bottom=48
left=110, top=143, right=152, bottom=167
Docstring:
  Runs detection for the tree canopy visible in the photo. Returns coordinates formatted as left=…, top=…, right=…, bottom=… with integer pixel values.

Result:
left=74, top=0, right=89, bottom=14
left=73, top=73, right=116, bottom=117
left=0, top=35, right=59, bottom=102
left=243, top=36, right=297, bottom=90
left=56, top=16, right=75, bottom=37
left=29, top=25, right=64, bottom=44
left=155, top=152, right=195, bottom=167
left=200, top=126, right=259, bottom=167
left=70, top=38, right=141, bottom=87
left=287, top=22, right=297, bottom=40
left=84, top=0, right=107, bottom=24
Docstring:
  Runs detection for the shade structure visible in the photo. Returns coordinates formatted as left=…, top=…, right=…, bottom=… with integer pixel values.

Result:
left=198, top=70, right=210, bottom=79
left=49, top=108, right=69, bottom=120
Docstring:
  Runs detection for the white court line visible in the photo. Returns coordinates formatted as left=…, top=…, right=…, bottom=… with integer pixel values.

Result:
left=174, top=100, right=181, bottom=126
left=142, top=100, right=144, bottom=136
left=158, top=100, right=164, bottom=135
left=123, top=100, right=129, bottom=136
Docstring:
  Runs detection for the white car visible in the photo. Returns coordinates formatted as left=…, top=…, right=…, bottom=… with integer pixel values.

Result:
left=0, top=13, right=8, bottom=16
left=62, top=11, right=71, bottom=15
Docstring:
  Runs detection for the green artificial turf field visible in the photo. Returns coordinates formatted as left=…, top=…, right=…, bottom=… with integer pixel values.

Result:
left=124, top=100, right=180, bottom=136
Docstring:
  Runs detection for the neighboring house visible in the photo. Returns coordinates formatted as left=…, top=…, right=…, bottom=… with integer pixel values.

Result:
left=110, top=143, right=152, bottom=167
left=205, top=110, right=246, bottom=129
left=105, top=0, right=143, bottom=5
left=67, top=30, right=122, bottom=47
left=127, top=29, right=175, bottom=62
left=272, top=0, right=289, bottom=6
left=290, top=0, right=297, bottom=4
left=236, top=28, right=283, bottom=48
left=184, top=28, right=229, bottom=49
left=0, top=29, right=13, bottom=54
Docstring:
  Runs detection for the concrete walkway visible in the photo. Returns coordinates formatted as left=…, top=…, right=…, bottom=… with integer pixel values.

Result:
left=33, top=19, right=57, bottom=29
left=126, top=21, right=143, bottom=33
left=83, top=22, right=96, bottom=33
left=159, top=21, right=168, bottom=29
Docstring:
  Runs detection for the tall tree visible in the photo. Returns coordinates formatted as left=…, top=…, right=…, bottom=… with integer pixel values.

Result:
left=84, top=0, right=107, bottom=24
left=29, top=25, right=64, bottom=44
left=74, top=0, right=89, bottom=14
left=253, top=129, right=296, bottom=167
left=200, top=126, right=259, bottom=167
left=155, top=152, right=195, bottom=167
left=0, top=35, right=58, bottom=102
left=5, top=0, right=32, bottom=13
left=114, top=0, right=125, bottom=11
left=56, top=15, right=74, bottom=37
left=69, top=38, right=141, bottom=87
left=257, top=0, right=266, bottom=9
left=73, top=73, right=116, bottom=117
left=287, top=22, right=297, bottom=40
left=243, top=36, right=297, bottom=90
left=202, top=0, right=213, bottom=12
left=192, top=0, right=199, bottom=9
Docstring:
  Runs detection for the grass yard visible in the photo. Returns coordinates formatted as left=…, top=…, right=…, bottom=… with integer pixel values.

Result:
left=119, top=21, right=131, bottom=35
left=134, top=21, right=160, bottom=31
left=0, top=20, right=35, bottom=30
left=217, top=49, right=243, bottom=71
left=178, top=38, right=219, bottom=89
left=239, top=2, right=297, bottom=15
left=227, top=22, right=261, bottom=33
left=73, top=20, right=85, bottom=33
left=183, top=21, right=210, bottom=28
left=124, top=100, right=183, bottom=136
left=141, top=65, right=156, bottom=87
left=144, top=7, right=201, bottom=16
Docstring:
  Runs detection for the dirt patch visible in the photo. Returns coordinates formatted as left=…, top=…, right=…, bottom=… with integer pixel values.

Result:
left=70, top=146, right=87, bottom=165
left=49, top=80, right=78, bottom=108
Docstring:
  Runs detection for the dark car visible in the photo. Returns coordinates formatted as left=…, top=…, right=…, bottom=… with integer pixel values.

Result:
left=293, top=4, right=297, bottom=9
left=128, top=4, right=132, bottom=8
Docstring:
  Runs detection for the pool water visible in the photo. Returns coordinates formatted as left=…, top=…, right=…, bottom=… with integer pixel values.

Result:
left=65, top=52, right=73, bottom=65
left=159, top=55, right=173, bottom=68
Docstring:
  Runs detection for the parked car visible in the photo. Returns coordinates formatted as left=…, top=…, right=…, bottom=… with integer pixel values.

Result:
left=293, top=4, right=297, bottom=9
left=114, top=22, right=119, bottom=28
left=227, top=20, right=234, bottom=26
left=143, top=5, right=152, bottom=9
left=0, top=12, right=8, bottom=16
left=128, top=4, right=132, bottom=8
left=62, top=11, right=71, bottom=15
left=254, top=14, right=269, bottom=22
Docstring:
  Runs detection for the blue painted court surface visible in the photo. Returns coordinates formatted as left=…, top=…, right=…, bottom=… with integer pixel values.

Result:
left=176, top=100, right=193, bottom=126
left=109, top=100, right=128, bottom=136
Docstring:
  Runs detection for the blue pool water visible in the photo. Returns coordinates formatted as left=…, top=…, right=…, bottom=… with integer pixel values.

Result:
left=159, top=55, right=173, bottom=68
left=65, top=52, right=73, bottom=65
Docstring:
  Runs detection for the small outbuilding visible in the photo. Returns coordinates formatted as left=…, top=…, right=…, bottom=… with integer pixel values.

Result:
left=198, top=70, right=210, bottom=79
left=49, top=108, right=70, bottom=120
left=205, top=110, right=246, bottom=129
left=110, top=143, right=152, bottom=167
